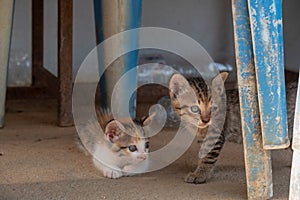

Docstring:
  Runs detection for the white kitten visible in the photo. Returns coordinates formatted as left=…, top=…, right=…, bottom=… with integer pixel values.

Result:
left=77, top=109, right=151, bottom=179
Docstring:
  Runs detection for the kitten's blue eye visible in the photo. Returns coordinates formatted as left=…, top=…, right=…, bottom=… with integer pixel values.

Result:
left=145, top=142, right=149, bottom=149
left=191, top=105, right=200, bottom=113
left=128, top=145, right=137, bottom=152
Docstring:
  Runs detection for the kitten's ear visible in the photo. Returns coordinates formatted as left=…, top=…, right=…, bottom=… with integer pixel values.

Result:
left=212, top=72, right=228, bottom=93
left=105, top=120, right=125, bottom=143
left=169, top=74, right=190, bottom=98
left=220, top=72, right=229, bottom=82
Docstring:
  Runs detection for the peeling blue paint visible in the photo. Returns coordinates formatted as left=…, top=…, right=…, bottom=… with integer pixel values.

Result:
left=248, top=0, right=289, bottom=149
left=232, top=0, right=273, bottom=199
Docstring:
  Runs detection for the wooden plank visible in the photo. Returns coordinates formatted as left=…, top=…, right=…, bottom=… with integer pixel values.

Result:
left=248, top=0, right=289, bottom=149
left=231, top=0, right=273, bottom=199
left=34, top=66, right=58, bottom=95
left=7, top=66, right=58, bottom=100
left=7, top=87, right=57, bottom=100
left=32, top=0, right=43, bottom=86
left=0, top=0, right=15, bottom=127
left=32, top=0, right=58, bottom=96
left=136, top=85, right=169, bottom=103
left=136, top=84, right=169, bottom=118
left=58, top=0, right=73, bottom=126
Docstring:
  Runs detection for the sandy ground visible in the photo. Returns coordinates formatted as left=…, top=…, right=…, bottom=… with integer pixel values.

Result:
left=0, top=100, right=293, bottom=200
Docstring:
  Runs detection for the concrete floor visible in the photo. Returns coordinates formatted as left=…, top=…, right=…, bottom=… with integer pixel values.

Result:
left=0, top=100, right=293, bottom=200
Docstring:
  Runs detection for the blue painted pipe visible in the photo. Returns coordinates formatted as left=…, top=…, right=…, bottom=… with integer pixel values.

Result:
left=248, top=0, right=289, bottom=149
left=94, top=0, right=103, bottom=43
left=119, top=0, right=142, bottom=117
left=98, top=0, right=142, bottom=117
left=232, top=0, right=273, bottom=198
left=94, top=0, right=107, bottom=107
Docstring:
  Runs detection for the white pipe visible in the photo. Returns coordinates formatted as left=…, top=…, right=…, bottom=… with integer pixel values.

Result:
left=0, top=0, right=15, bottom=127
left=289, top=73, right=300, bottom=200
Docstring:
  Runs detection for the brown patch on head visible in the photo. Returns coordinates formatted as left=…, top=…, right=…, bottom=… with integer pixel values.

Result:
left=105, top=120, right=126, bottom=143
left=114, top=131, right=139, bottom=146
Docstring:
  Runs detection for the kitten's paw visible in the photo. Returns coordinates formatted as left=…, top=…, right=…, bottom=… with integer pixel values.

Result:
left=103, top=169, right=123, bottom=179
left=184, top=172, right=207, bottom=184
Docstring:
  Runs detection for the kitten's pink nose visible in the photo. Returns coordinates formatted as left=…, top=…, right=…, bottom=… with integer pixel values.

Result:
left=137, top=155, right=146, bottom=160
left=201, top=112, right=211, bottom=124
left=201, top=118, right=210, bottom=124
left=201, top=117, right=210, bottom=124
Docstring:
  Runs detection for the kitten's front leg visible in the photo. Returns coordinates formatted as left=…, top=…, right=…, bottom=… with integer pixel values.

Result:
left=185, top=162, right=214, bottom=184
left=93, top=158, right=123, bottom=179
left=102, top=167, right=123, bottom=179
left=185, top=131, right=225, bottom=184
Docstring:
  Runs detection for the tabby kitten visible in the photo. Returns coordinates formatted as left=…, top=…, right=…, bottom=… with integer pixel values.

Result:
left=169, top=72, right=297, bottom=184
left=78, top=108, right=151, bottom=179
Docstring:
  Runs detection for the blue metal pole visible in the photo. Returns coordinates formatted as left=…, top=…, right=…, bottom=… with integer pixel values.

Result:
left=232, top=0, right=273, bottom=199
left=93, top=0, right=107, bottom=107
left=101, top=0, right=142, bottom=117
left=289, top=73, right=300, bottom=200
left=94, top=0, right=103, bottom=43
left=0, top=0, right=15, bottom=127
left=248, top=0, right=289, bottom=149
left=123, top=1, right=142, bottom=116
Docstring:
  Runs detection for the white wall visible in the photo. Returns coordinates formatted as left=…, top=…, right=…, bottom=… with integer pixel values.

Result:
left=8, top=0, right=31, bottom=86
left=8, top=0, right=300, bottom=85
left=43, top=0, right=57, bottom=76
left=142, top=0, right=234, bottom=66
left=283, top=0, right=300, bottom=72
